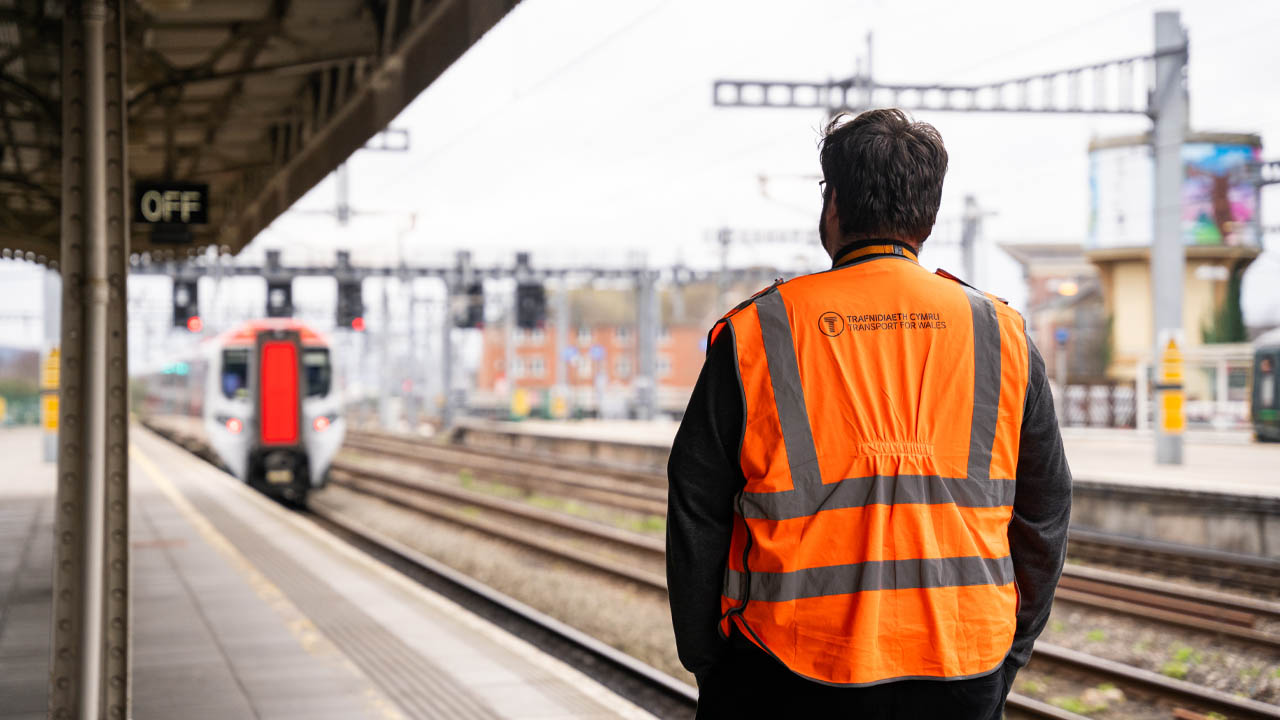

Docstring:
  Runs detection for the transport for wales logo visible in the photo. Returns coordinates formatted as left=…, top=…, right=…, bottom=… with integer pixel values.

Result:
left=819, top=311, right=845, bottom=337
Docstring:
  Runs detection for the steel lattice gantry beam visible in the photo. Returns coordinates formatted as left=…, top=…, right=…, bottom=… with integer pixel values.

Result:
left=0, top=0, right=521, bottom=266
left=712, top=48, right=1170, bottom=117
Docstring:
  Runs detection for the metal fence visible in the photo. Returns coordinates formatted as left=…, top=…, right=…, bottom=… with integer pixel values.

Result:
left=1058, top=383, right=1137, bottom=428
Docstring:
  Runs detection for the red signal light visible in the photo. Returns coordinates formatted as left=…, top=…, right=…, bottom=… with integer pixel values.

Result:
left=313, top=415, right=331, bottom=432
left=351, top=316, right=365, bottom=332
left=186, top=315, right=204, bottom=333
left=225, top=417, right=242, bottom=434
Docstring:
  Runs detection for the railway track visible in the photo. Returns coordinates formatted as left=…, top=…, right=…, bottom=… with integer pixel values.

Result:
left=345, top=430, right=1280, bottom=597
left=341, top=432, right=667, bottom=515
left=312, top=481, right=1092, bottom=720
left=146, top=422, right=1280, bottom=718
left=1067, top=527, right=1280, bottom=595
left=333, top=458, right=1280, bottom=642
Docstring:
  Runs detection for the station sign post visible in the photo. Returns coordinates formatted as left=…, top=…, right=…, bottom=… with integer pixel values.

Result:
left=1155, top=331, right=1186, bottom=438
left=40, top=347, right=59, bottom=459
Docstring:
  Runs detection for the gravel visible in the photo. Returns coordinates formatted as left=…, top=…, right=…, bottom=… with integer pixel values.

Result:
left=1037, top=601, right=1280, bottom=706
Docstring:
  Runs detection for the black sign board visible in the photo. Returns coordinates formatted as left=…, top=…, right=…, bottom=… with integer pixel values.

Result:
left=134, top=181, right=208, bottom=225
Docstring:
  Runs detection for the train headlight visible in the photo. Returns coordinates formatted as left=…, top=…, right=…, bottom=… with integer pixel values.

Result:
left=225, top=417, right=243, bottom=434
left=313, top=415, right=331, bottom=432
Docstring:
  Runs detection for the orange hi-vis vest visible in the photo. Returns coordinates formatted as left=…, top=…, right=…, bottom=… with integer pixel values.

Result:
left=712, top=244, right=1030, bottom=686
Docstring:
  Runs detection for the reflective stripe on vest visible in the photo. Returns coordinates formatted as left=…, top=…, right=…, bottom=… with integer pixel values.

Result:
left=718, top=254, right=1028, bottom=687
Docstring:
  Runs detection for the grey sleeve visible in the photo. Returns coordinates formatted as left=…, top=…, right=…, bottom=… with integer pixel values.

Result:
left=666, top=326, right=745, bottom=679
left=1004, top=336, right=1072, bottom=672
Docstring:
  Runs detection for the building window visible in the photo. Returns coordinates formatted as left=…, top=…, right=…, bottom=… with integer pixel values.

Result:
left=657, top=354, right=671, bottom=378
left=512, top=356, right=525, bottom=379
left=573, top=355, right=592, bottom=380
left=615, top=325, right=632, bottom=344
left=530, top=356, right=545, bottom=378
left=577, top=326, right=592, bottom=345
left=517, top=328, right=546, bottom=345
left=615, top=356, right=632, bottom=379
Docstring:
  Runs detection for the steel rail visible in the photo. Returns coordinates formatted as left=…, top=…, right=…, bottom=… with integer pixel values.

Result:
left=341, top=435, right=667, bottom=514
left=1062, top=563, right=1280, bottom=621
left=1068, top=528, right=1280, bottom=595
left=1029, top=643, right=1280, bottom=720
left=348, top=430, right=668, bottom=487
left=345, top=431, right=668, bottom=488
left=328, top=468, right=668, bottom=590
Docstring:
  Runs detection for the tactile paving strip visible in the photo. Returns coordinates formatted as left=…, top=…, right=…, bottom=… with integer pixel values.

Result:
left=190, top=497, right=503, bottom=720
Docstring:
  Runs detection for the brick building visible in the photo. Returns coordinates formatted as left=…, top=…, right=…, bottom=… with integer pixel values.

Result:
left=473, top=281, right=755, bottom=417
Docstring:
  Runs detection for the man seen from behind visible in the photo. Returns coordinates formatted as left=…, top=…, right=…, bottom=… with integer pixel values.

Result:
left=666, top=108, right=1072, bottom=718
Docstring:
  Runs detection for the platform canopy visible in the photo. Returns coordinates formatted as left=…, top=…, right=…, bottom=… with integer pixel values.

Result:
left=0, top=0, right=518, bottom=266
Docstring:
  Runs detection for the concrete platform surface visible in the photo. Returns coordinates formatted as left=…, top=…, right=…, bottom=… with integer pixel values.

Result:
left=0, top=425, right=655, bottom=719
left=0, top=427, right=53, bottom=720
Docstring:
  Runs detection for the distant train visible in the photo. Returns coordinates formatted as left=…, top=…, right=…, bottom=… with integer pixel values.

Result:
left=1255, top=328, right=1280, bottom=442
left=139, top=319, right=346, bottom=503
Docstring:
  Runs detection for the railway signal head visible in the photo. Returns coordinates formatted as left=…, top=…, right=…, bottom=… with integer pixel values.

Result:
left=516, top=282, right=546, bottom=329
left=186, top=315, right=204, bottom=333
left=456, top=281, right=485, bottom=328
left=266, top=279, right=294, bottom=318
left=337, top=279, right=364, bottom=329
left=172, top=279, right=198, bottom=328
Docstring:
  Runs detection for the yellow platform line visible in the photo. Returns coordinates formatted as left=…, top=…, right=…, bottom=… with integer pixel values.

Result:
left=130, top=443, right=404, bottom=720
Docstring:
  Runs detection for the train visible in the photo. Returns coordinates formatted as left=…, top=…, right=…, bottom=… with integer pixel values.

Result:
left=138, top=319, right=346, bottom=503
left=1254, top=327, right=1280, bottom=442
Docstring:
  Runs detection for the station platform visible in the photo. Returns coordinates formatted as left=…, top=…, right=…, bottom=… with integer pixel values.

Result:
left=0, top=426, right=653, bottom=720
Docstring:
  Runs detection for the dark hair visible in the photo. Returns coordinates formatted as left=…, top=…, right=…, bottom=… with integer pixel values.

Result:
left=819, top=108, right=948, bottom=246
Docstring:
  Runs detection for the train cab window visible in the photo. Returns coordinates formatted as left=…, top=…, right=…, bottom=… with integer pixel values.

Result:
left=304, top=349, right=331, bottom=397
left=222, top=349, right=249, bottom=400
left=1260, top=355, right=1277, bottom=409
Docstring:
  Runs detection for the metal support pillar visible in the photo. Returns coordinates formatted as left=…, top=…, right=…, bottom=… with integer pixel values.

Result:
left=406, top=281, right=418, bottom=428
left=378, top=274, right=394, bottom=429
left=1054, top=336, right=1069, bottom=425
left=504, top=283, right=516, bottom=415
left=441, top=287, right=454, bottom=427
left=441, top=251, right=468, bottom=429
left=51, top=2, right=131, bottom=718
left=960, top=194, right=980, bottom=284
left=716, top=228, right=731, bottom=312
left=506, top=253, right=530, bottom=416
left=553, top=277, right=570, bottom=418
left=634, top=266, right=659, bottom=421
left=1151, top=11, right=1187, bottom=464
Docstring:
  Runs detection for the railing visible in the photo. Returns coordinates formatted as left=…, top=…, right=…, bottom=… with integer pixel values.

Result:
left=1058, top=383, right=1137, bottom=428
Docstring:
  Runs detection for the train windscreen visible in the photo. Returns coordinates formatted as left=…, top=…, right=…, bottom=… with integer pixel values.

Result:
left=303, top=349, right=331, bottom=397
left=259, top=341, right=300, bottom=445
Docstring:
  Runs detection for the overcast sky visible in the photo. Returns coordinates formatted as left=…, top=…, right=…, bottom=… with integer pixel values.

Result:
left=3, top=0, right=1280, bottom=348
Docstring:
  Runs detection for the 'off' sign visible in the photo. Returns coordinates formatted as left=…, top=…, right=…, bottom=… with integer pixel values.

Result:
left=134, top=182, right=209, bottom=225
